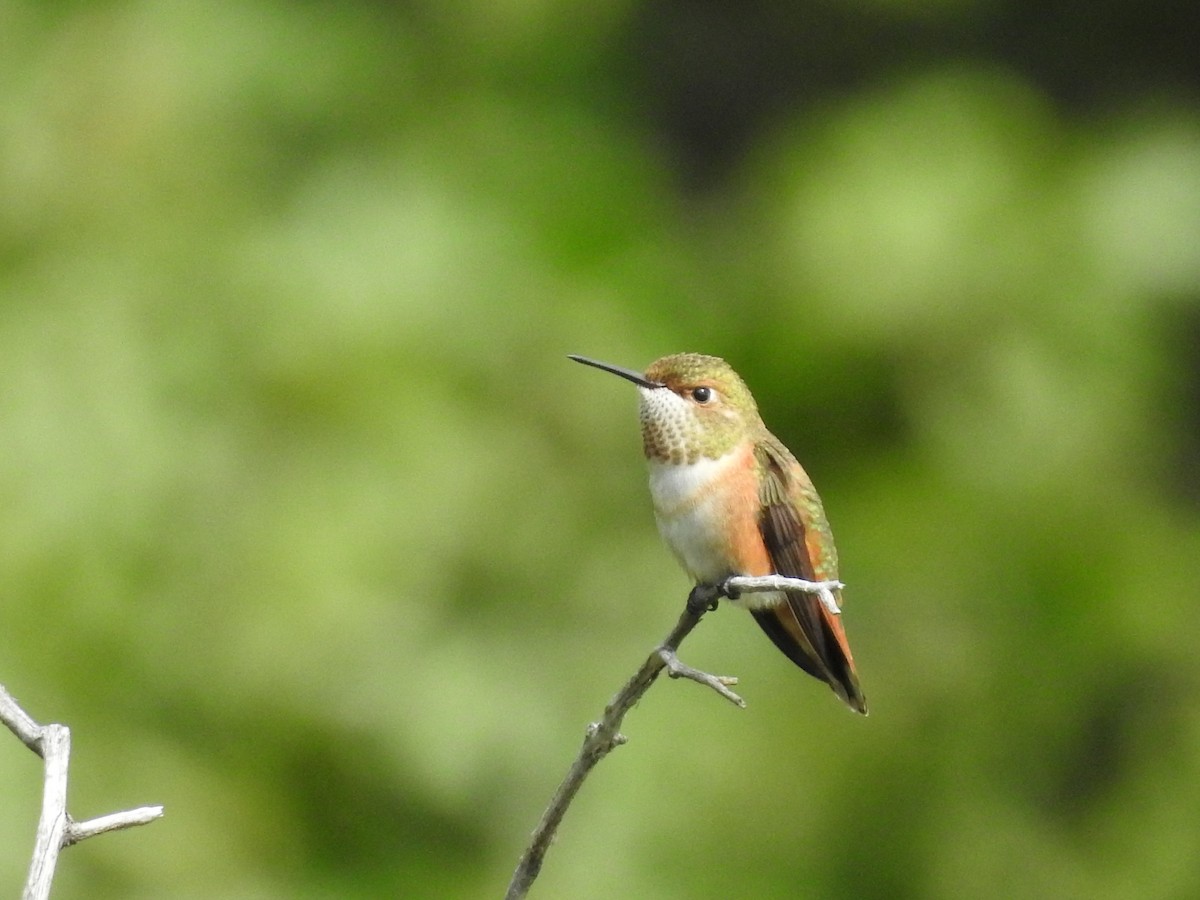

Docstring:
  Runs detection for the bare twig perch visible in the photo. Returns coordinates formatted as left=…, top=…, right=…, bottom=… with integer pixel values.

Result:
left=0, top=683, right=164, bottom=900
left=504, top=574, right=843, bottom=900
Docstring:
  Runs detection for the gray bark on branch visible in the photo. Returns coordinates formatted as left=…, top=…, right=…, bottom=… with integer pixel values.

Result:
left=0, top=683, right=164, bottom=900
left=503, top=575, right=844, bottom=899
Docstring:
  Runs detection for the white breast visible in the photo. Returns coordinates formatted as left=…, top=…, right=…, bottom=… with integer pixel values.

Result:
left=646, top=453, right=738, bottom=584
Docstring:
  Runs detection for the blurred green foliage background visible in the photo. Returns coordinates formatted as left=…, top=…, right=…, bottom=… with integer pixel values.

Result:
left=3, top=1, right=1200, bottom=897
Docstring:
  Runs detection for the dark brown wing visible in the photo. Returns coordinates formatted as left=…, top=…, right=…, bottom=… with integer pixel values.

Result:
left=750, top=440, right=867, bottom=714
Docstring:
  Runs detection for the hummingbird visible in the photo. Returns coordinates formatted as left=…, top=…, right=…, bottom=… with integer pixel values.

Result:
left=569, top=352, right=867, bottom=714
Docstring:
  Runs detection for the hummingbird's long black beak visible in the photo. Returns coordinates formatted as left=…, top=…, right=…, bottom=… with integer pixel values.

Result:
left=568, top=355, right=663, bottom=389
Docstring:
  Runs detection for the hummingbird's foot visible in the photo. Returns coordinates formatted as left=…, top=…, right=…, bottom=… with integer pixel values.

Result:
left=657, top=647, right=745, bottom=708
left=718, top=576, right=741, bottom=602
left=686, top=583, right=722, bottom=615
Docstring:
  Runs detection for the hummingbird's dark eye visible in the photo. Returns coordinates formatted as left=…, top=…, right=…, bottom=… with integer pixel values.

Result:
left=690, top=387, right=713, bottom=403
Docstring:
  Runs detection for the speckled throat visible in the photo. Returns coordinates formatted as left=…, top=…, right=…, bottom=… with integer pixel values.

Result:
left=637, top=387, right=748, bottom=465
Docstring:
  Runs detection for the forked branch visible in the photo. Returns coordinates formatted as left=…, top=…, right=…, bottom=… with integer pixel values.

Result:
left=503, top=574, right=843, bottom=899
left=0, top=684, right=164, bottom=900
